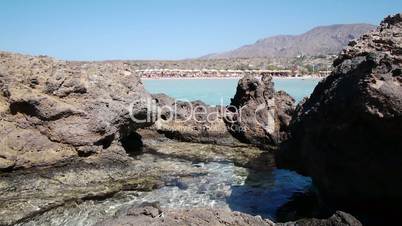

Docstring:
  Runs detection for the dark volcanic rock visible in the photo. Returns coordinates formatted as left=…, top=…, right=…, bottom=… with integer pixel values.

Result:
left=276, top=13, right=402, bottom=218
left=226, top=74, right=295, bottom=149
left=279, top=211, right=362, bottom=226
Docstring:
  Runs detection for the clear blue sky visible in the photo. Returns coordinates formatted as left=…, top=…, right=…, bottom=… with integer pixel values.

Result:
left=0, top=0, right=401, bottom=60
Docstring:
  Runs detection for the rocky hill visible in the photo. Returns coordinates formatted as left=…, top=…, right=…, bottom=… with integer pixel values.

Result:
left=203, top=23, right=375, bottom=59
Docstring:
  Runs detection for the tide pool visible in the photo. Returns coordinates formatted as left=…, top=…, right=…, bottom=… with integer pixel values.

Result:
left=143, top=78, right=321, bottom=106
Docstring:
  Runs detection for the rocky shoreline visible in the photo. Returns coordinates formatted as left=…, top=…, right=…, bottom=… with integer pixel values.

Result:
left=0, top=50, right=297, bottom=225
left=0, top=12, right=401, bottom=226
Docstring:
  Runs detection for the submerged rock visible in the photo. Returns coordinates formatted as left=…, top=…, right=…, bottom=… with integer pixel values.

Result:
left=226, top=74, right=295, bottom=149
left=139, top=129, right=275, bottom=171
left=277, top=13, right=402, bottom=218
left=0, top=155, right=165, bottom=226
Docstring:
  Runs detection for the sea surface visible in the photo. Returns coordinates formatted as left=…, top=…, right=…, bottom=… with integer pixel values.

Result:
left=143, top=78, right=321, bottom=105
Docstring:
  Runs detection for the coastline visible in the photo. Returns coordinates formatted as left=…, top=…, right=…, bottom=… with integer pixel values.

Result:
left=141, top=76, right=324, bottom=80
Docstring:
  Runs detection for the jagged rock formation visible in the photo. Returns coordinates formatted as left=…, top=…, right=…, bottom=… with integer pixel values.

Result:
left=0, top=51, right=365, bottom=225
left=0, top=51, right=154, bottom=170
left=278, top=211, right=362, bottom=226
left=147, top=75, right=295, bottom=150
left=225, top=74, right=295, bottom=149
left=276, top=13, right=402, bottom=218
left=203, top=24, right=375, bottom=59
left=0, top=52, right=161, bottom=225
left=147, top=93, right=242, bottom=146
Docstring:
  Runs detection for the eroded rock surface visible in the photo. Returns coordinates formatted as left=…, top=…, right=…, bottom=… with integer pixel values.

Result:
left=0, top=52, right=157, bottom=225
left=0, top=51, right=153, bottom=170
left=226, top=74, right=295, bottom=149
left=277, top=13, right=402, bottom=217
left=96, top=204, right=361, bottom=226
left=96, top=204, right=275, bottom=226
left=0, top=155, right=162, bottom=225
left=149, top=93, right=243, bottom=146
left=143, top=74, right=295, bottom=151
left=278, top=211, right=362, bottom=226
left=139, top=129, right=275, bottom=170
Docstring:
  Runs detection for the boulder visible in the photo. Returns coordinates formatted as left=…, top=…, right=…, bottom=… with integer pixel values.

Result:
left=225, top=74, right=295, bottom=149
left=276, top=13, right=402, bottom=216
left=147, top=93, right=242, bottom=146
left=0, top=51, right=154, bottom=170
left=146, top=75, right=295, bottom=149
left=0, top=52, right=160, bottom=225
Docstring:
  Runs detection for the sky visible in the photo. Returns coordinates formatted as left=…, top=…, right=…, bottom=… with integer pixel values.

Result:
left=0, top=0, right=401, bottom=60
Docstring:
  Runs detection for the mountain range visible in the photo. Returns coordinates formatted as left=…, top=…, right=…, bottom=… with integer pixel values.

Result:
left=202, top=23, right=375, bottom=59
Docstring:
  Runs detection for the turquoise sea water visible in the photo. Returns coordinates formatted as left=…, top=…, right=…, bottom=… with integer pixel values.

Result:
left=143, top=78, right=321, bottom=105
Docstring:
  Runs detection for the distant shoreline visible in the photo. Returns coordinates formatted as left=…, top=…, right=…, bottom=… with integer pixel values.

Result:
left=141, top=76, right=324, bottom=80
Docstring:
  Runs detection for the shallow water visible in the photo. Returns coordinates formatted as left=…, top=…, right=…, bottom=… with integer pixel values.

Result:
left=20, top=154, right=311, bottom=226
left=19, top=78, right=316, bottom=225
left=143, top=78, right=321, bottom=105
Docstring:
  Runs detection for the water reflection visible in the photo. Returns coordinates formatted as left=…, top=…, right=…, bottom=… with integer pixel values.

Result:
left=227, top=168, right=312, bottom=220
